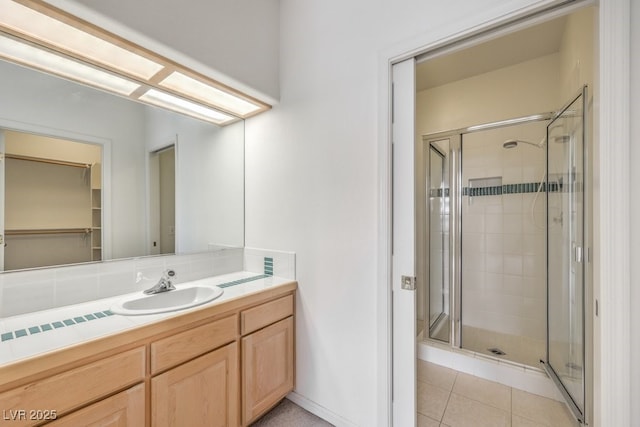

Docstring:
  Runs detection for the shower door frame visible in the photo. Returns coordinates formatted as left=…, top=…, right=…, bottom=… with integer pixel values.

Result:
left=540, top=85, right=589, bottom=424
left=422, top=112, right=555, bottom=349
left=424, top=139, right=457, bottom=342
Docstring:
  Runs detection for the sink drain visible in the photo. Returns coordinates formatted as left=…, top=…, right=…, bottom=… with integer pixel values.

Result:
left=488, top=347, right=506, bottom=356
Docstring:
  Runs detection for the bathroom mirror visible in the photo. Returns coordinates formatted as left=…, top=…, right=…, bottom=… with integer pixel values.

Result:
left=0, top=58, right=244, bottom=271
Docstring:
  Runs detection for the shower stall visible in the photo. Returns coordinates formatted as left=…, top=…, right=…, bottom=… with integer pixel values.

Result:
left=419, top=87, right=588, bottom=423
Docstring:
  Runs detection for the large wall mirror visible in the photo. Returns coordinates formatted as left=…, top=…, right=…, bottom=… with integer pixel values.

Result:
left=0, top=58, right=244, bottom=272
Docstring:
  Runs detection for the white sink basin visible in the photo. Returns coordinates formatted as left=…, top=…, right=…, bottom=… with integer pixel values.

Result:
left=111, top=286, right=224, bottom=315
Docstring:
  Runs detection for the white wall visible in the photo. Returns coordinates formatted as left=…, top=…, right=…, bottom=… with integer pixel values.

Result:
left=630, top=0, right=640, bottom=422
left=418, top=53, right=562, bottom=133
left=245, top=1, right=565, bottom=425
left=48, top=0, right=280, bottom=102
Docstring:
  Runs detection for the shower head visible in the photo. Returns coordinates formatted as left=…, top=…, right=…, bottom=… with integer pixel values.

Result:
left=550, top=135, right=570, bottom=144
left=502, top=138, right=544, bottom=149
left=502, top=140, right=519, bottom=149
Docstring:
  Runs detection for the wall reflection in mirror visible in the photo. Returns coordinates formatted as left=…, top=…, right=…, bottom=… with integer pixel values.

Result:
left=0, top=58, right=244, bottom=272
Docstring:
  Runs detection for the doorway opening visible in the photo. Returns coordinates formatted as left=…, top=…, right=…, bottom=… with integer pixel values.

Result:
left=149, top=144, right=176, bottom=255
left=413, top=5, right=594, bottom=426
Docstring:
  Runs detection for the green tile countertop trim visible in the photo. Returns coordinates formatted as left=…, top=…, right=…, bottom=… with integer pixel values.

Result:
left=0, top=310, right=114, bottom=342
left=0, top=273, right=274, bottom=343
left=218, top=274, right=269, bottom=288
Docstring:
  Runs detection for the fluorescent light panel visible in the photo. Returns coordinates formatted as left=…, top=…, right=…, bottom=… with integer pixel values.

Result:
left=0, top=1, right=270, bottom=125
left=139, top=89, right=235, bottom=125
left=159, top=72, right=262, bottom=116
left=0, top=34, right=140, bottom=95
left=0, top=0, right=163, bottom=80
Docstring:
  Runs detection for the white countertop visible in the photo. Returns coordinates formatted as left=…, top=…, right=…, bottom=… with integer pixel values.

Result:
left=0, top=271, right=293, bottom=367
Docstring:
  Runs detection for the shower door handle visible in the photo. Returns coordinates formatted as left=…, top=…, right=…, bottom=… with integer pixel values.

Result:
left=574, top=243, right=583, bottom=263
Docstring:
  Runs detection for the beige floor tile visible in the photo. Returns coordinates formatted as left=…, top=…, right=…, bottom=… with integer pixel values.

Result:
left=452, top=372, right=511, bottom=412
left=417, top=360, right=458, bottom=391
left=417, top=413, right=441, bottom=427
left=442, top=393, right=511, bottom=427
left=512, top=414, right=547, bottom=427
left=512, top=389, right=578, bottom=427
left=417, top=380, right=450, bottom=421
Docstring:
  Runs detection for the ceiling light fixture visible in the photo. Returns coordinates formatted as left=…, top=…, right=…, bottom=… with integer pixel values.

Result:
left=0, top=34, right=140, bottom=96
left=0, top=0, right=270, bottom=125
left=1, top=0, right=164, bottom=80
left=158, top=71, right=262, bottom=117
left=139, top=89, right=235, bottom=125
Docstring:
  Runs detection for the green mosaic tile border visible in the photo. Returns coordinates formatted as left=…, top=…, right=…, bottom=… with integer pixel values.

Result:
left=217, top=274, right=269, bottom=288
left=1, top=310, right=114, bottom=342
left=264, top=257, right=273, bottom=276
left=461, top=181, right=564, bottom=197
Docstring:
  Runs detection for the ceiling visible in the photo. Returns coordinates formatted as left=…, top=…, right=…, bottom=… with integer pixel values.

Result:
left=416, top=16, right=568, bottom=92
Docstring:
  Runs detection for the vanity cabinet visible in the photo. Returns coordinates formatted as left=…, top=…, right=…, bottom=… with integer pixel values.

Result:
left=47, top=384, right=144, bottom=427
left=240, top=295, right=295, bottom=426
left=152, top=342, right=238, bottom=427
left=0, top=283, right=296, bottom=427
left=0, top=347, right=145, bottom=427
left=150, top=314, right=239, bottom=427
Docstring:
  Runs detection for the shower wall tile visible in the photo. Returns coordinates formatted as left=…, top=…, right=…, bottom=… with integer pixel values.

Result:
left=503, top=214, right=523, bottom=234
left=503, top=275, right=524, bottom=296
left=523, top=277, right=545, bottom=299
left=503, top=255, right=523, bottom=276
left=463, top=214, right=485, bottom=233
left=485, top=215, right=503, bottom=234
left=486, top=253, right=504, bottom=274
left=502, top=194, right=523, bottom=213
left=503, top=234, right=523, bottom=254
left=486, top=234, right=503, bottom=253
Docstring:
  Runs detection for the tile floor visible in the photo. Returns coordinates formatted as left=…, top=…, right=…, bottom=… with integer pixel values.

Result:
left=417, top=359, right=579, bottom=427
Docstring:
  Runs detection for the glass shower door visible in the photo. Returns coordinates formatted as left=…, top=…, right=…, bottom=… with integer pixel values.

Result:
left=427, top=141, right=450, bottom=342
left=543, top=87, right=586, bottom=423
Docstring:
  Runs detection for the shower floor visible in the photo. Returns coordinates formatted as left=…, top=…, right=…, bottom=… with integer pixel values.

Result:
left=461, top=325, right=545, bottom=368
left=420, top=320, right=545, bottom=368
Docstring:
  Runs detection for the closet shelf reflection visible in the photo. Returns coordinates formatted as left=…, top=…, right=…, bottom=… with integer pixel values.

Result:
left=5, top=228, right=92, bottom=235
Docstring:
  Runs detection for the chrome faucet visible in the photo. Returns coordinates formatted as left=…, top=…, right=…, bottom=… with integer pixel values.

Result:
left=144, top=269, right=176, bottom=294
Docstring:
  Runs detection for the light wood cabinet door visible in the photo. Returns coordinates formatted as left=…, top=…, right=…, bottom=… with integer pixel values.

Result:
left=47, top=384, right=144, bottom=427
left=152, top=342, right=239, bottom=427
left=0, top=347, right=145, bottom=427
left=242, top=316, right=294, bottom=425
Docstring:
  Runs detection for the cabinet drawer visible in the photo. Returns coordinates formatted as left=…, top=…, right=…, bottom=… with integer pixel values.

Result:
left=47, top=384, right=145, bottom=427
left=241, top=295, right=294, bottom=335
left=151, top=314, right=237, bottom=374
left=0, top=347, right=145, bottom=427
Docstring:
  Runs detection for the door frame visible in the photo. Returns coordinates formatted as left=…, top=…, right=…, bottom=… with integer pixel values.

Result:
left=378, top=0, right=631, bottom=425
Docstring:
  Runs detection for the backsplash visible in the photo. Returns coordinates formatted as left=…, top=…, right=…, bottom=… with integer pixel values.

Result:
left=0, top=247, right=296, bottom=318
left=244, top=247, right=296, bottom=279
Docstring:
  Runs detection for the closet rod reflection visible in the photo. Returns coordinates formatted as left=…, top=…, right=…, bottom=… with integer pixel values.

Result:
left=5, top=228, right=92, bottom=235
left=5, top=154, right=91, bottom=169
